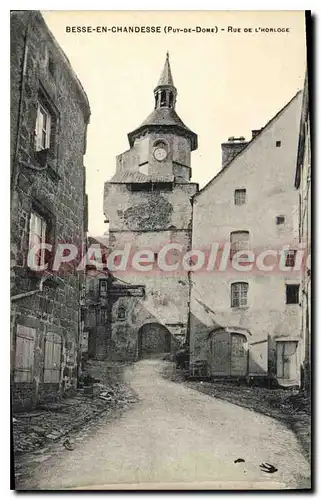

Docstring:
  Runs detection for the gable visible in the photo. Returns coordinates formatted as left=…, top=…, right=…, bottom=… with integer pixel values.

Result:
left=195, top=91, right=303, bottom=201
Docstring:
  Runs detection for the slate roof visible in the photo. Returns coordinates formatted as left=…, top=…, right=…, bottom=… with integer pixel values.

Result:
left=156, top=52, right=175, bottom=88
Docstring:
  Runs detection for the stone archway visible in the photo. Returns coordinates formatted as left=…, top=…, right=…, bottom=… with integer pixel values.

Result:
left=137, top=323, right=171, bottom=359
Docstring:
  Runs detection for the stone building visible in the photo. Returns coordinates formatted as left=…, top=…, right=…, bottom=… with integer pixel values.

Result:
left=82, top=237, right=111, bottom=360
left=190, top=91, right=304, bottom=386
left=10, top=11, right=90, bottom=409
left=295, top=72, right=311, bottom=392
left=103, top=54, right=199, bottom=360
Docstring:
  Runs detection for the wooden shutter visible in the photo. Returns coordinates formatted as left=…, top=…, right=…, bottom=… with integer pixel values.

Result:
left=44, top=333, right=62, bottom=383
left=35, top=104, right=43, bottom=151
left=14, top=325, right=36, bottom=382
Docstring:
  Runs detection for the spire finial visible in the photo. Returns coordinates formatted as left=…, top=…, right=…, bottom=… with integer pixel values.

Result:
left=156, top=52, right=175, bottom=88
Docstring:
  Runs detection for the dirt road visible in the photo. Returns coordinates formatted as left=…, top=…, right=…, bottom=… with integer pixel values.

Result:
left=15, top=360, right=310, bottom=490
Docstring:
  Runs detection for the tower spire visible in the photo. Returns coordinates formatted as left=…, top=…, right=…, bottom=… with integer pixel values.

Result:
left=154, top=53, right=177, bottom=110
left=156, top=51, right=174, bottom=88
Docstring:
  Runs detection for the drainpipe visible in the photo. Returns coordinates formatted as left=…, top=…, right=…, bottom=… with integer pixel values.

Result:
left=11, top=274, right=49, bottom=302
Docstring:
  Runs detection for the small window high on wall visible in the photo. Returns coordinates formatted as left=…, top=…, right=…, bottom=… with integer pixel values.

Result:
left=286, top=284, right=300, bottom=305
left=234, top=189, right=246, bottom=205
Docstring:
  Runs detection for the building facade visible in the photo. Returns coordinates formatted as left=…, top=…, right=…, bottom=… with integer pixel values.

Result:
left=190, top=91, right=304, bottom=386
left=103, top=54, right=199, bottom=360
left=81, top=237, right=111, bottom=361
left=10, top=11, right=90, bottom=409
left=295, top=73, right=311, bottom=392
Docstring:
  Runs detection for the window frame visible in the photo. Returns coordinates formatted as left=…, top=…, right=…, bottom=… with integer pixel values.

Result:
left=234, top=189, right=246, bottom=205
left=27, top=199, right=56, bottom=271
left=35, top=101, right=52, bottom=152
left=285, top=250, right=297, bottom=268
left=117, top=306, right=126, bottom=321
left=286, top=284, right=300, bottom=305
left=99, top=280, right=108, bottom=297
left=28, top=210, right=47, bottom=268
left=99, top=308, right=108, bottom=325
left=231, top=282, right=249, bottom=308
left=230, top=230, right=250, bottom=260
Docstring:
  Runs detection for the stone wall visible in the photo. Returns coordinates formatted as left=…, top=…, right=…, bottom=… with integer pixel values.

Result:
left=10, top=11, right=90, bottom=410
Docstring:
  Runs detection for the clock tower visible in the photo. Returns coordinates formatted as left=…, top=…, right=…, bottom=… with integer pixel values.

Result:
left=103, top=53, right=199, bottom=361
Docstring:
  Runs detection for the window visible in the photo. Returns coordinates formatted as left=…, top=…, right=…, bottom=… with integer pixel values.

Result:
left=14, top=325, right=36, bottom=382
left=230, top=231, right=250, bottom=259
left=285, top=250, right=297, bottom=268
left=160, top=91, right=167, bottom=107
left=35, top=102, right=51, bottom=151
left=118, top=306, right=126, bottom=320
left=153, top=140, right=167, bottom=149
left=286, top=284, right=299, bottom=304
left=29, top=210, right=47, bottom=267
left=276, top=141, right=282, bottom=147
left=48, top=56, right=55, bottom=77
left=44, top=333, right=62, bottom=383
left=234, top=189, right=246, bottom=205
left=231, top=282, right=249, bottom=308
left=99, top=280, right=108, bottom=297
left=276, top=215, right=285, bottom=225
left=98, top=308, right=108, bottom=325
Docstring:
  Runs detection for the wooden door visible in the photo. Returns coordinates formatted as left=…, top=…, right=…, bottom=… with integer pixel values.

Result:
left=14, top=325, right=36, bottom=382
left=211, top=331, right=230, bottom=375
left=44, top=333, right=62, bottom=383
left=276, top=341, right=298, bottom=380
left=231, top=333, right=248, bottom=376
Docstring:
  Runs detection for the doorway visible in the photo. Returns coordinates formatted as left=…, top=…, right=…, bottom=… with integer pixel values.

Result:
left=276, top=341, right=298, bottom=381
left=209, top=330, right=248, bottom=377
left=137, top=323, right=171, bottom=359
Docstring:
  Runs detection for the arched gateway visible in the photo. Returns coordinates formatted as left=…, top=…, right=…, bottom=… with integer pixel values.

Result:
left=208, top=329, right=248, bottom=377
left=137, top=323, right=171, bottom=359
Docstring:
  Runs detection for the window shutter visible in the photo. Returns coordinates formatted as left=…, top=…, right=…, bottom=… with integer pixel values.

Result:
left=14, top=325, right=36, bottom=382
left=35, top=104, right=43, bottom=151
left=45, top=113, right=51, bottom=149
left=44, top=333, right=62, bottom=383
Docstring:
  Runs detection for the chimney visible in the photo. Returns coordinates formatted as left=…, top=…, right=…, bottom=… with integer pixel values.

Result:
left=221, top=136, right=248, bottom=168
left=251, top=129, right=262, bottom=139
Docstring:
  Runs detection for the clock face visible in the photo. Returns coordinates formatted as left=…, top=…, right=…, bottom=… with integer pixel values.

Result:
left=153, top=147, right=168, bottom=162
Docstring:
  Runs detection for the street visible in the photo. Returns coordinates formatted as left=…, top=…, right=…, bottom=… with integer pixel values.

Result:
left=15, top=360, right=310, bottom=490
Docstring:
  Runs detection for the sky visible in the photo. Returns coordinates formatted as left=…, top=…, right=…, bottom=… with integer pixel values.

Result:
left=41, top=10, right=307, bottom=236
